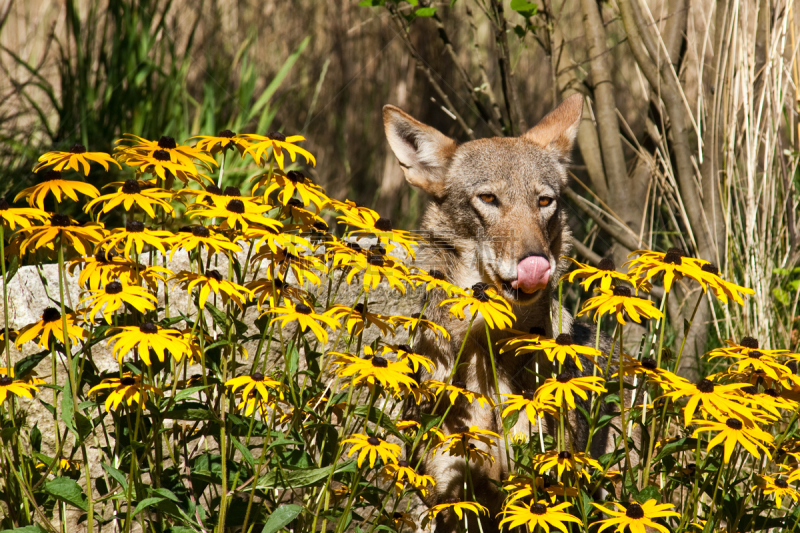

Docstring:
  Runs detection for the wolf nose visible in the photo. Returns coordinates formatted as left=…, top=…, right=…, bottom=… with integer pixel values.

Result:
left=511, top=255, right=551, bottom=293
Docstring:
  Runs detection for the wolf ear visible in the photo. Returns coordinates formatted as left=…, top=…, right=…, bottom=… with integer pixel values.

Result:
left=383, top=105, right=457, bottom=198
left=522, top=93, right=583, bottom=161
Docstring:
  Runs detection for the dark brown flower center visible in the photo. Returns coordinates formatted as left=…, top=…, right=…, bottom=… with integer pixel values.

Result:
left=120, top=376, right=137, bottom=386
left=42, top=307, right=62, bottom=323
left=453, top=425, right=470, bottom=434
left=42, top=170, right=62, bottom=181
left=106, top=281, right=123, bottom=294
left=69, top=144, right=87, bottom=154
left=726, top=418, right=743, bottom=430
left=741, top=336, right=759, bottom=349
left=663, top=250, right=682, bottom=265
left=223, top=186, right=241, bottom=197
left=218, top=130, right=235, bottom=138
left=346, top=242, right=362, bottom=252
left=367, top=254, right=385, bottom=267
left=204, top=270, right=222, bottom=282
left=429, top=270, right=446, bottom=280
left=696, top=379, right=715, bottom=393
left=366, top=436, right=381, bottom=446
left=287, top=198, right=303, bottom=208
left=268, top=132, right=286, bottom=142
left=625, top=503, right=644, bottom=519
left=226, top=199, right=245, bottom=214
left=158, top=136, right=177, bottom=149
left=452, top=380, right=466, bottom=389
left=749, top=350, right=763, bottom=359
left=369, top=244, right=386, bottom=255
left=95, top=249, right=118, bottom=262
left=701, top=263, right=719, bottom=275
left=0, top=375, right=14, bottom=386
left=374, top=218, right=393, bottom=232
left=0, top=198, right=8, bottom=210
left=522, top=390, right=535, bottom=401
left=206, top=185, right=223, bottom=195
left=313, top=221, right=329, bottom=232
left=764, top=388, right=779, bottom=398
left=444, top=497, right=461, bottom=505
left=531, top=503, right=547, bottom=515
left=555, top=333, right=573, bottom=346
left=353, top=303, right=365, bottom=314
left=472, top=282, right=491, bottom=302
left=139, top=322, right=158, bottom=334
left=122, top=180, right=142, bottom=195
left=598, top=257, right=616, bottom=271
left=399, top=344, right=413, bottom=353
left=371, top=356, right=388, bottom=368
left=295, top=303, right=312, bottom=314
left=251, top=372, right=265, bottom=381
left=153, top=149, right=171, bottom=161
left=529, top=326, right=546, bottom=336
left=556, top=372, right=572, bottom=383
left=612, top=286, right=632, bottom=297
left=775, top=479, right=789, bottom=489
left=50, top=214, right=71, bottom=227
left=192, top=226, right=210, bottom=238
left=742, top=386, right=757, bottom=395
left=126, top=220, right=145, bottom=233
left=558, top=450, right=572, bottom=459
left=641, top=357, right=657, bottom=370
left=286, top=170, right=304, bottom=183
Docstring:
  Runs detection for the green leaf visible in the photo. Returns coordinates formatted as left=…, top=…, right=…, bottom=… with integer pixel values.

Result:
left=13, top=349, right=49, bottom=379
left=61, top=378, right=76, bottom=437
left=102, top=462, right=128, bottom=492
left=358, top=0, right=385, bottom=5
left=231, top=437, right=255, bottom=467
left=502, top=410, right=520, bottom=433
left=3, top=526, right=48, bottom=533
left=261, top=504, right=304, bottom=533
left=172, top=385, right=213, bottom=403
left=249, top=37, right=310, bottom=126
left=510, top=0, right=538, bottom=15
left=635, top=485, right=661, bottom=503
left=164, top=408, right=216, bottom=421
left=45, top=477, right=88, bottom=511
left=133, top=496, right=166, bottom=517
left=255, top=461, right=356, bottom=490
left=415, top=7, right=436, bottom=16
left=653, top=437, right=697, bottom=462
left=353, top=405, right=399, bottom=436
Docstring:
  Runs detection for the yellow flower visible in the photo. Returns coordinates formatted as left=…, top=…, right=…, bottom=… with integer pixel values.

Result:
left=739, top=386, right=797, bottom=418
left=99, top=221, right=173, bottom=259
left=252, top=169, right=329, bottom=211
left=325, top=303, right=395, bottom=337
left=266, top=300, right=340, bottom=344
left=658, top=378, right=755, bottom=426
left=382, top=460, right=436, bottom=496
left=611, top=355, right=674, bottom=383
left=88, top=372, right=162, bottom=411
left=626, top=248, right=724, bottom=294
left=270, top=249, right=328, bottom=287
left=424, top=379, right=495, bottom=408
left=409, top=269, right=463, bottom=297
left=689, top=262, right=755, bottom=305
left=225, top=372, right=285, bottom=403
left=17, top=214, right=104, bottom=256
left=189, top=130, right=251, bottom=155
left=502, top=390, right=558, bottom=423
left=421, top=499, right=488, bottom=530
left=342, top=433, right=400, bottom=468
left=343, top=245, right=411, bottom=294
left=0, top=373, right=39, bottom=405
left=0, top=198, right=49, bottom=230
left=503, top=475, right=578, bottom=505
left=33, top=144, right=121, bottom=175
left=499, top=500, right=582, bottom=532
left=385, top=343, right=435, bottom=373
left=0, top=367, right=45, bottom=386
left=68, top=251, right=171, bottom=291
left=246, top=277, right=309, bottom=310
left=562, top=256, right=635, bottom=291
left=35, top=457, right=81, bottom=474
left=340, top=209, right=421, bottom=259
left=168, top=225, right=242, bottom=258
left=520, top=333, right=603, bottom=372
left=240, top=131, right=316, bottom=169
left=531, top=450, right=601, bottom=480
left=15, top=307, right=87, bottom=348
left=187, top=199, right=282, bottom=233
left=107, top=323, right=193, bottom=365
left=536, top=373, right=607, bottom=410
left=115, top=134, right=216, bottom=179
left=755, top=475, right=799, bottom=508
left=171, top=270, right=252, bottom=310
left=577, top=286, right=663, bottom=325
left=388, top=312, right=450, bottom=340
left=85, top=179, right=175, bottom=219
left=331, top=350, right=417, bottom=392
left=592, top=499, right=680, bottom=533
left=119, top=150, right=204, bottom=183
left=440, top=282, right=515, bottom=330
left=691, top=417, right=773, bottom=463
left=433, top=425, right=500, bottom=453
left=15, top=170, right=100, bottom=209
left=80, top=281, right=157, bottom=324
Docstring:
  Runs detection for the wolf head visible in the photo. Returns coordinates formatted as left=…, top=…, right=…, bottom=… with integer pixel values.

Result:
left=383, top=94, right=583, bottom=305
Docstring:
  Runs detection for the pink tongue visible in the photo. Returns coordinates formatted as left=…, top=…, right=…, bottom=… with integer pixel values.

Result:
left=511, top=256, right=551, bottom=294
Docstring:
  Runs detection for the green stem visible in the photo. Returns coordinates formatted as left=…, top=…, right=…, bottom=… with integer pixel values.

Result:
left=484, top=321, right=512, bottom=474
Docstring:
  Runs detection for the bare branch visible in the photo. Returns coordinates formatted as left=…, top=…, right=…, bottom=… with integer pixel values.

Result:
left=564, top=187, right=643, bottom=251
left=571, top=237, right=602, bottom=265
left=489, top=0, right=527, bottom=135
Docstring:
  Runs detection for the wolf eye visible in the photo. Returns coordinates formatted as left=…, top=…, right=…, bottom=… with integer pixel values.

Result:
left=538, top=197, right=553, bottom=207
left=478, top=194, right=497, bottom=204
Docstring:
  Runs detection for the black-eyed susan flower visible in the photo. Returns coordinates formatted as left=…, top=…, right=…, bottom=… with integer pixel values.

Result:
left=577, top=286, right=663, bottom=325
left=523, top=333, right=603, bottom=372
left=253, top=169, right=329, bottom=211
left=658, top=378, right=754, bottom=426
left=189, top=130, right=250, bottom=155
left=686, top=260, right=755, bottom=306
left=80, top=281, right=157, bottom=324
left=723, top=351, right=792, bottom=382
left=325, top=303, right=395, bottom=337
left=502, top=390, right=558, bottom=424
left=115, top=134, right=216, bottom=175
left=342, top=433, right=400, bottom=468
left=421, top=499, right=488, bottom=529
left=247, top=227, right=310, bottom=257
left=531, top=450, right=601, bottom=480
left=382, top=460, right=436, bottom=496
left=440, top=282, right=515, bottom=330
left=240, top=131, right=316, bottom=169
left=691, top=417, right=773, bottom=463
left=390, top=511, right=416, bottom=531
left=17, top=214, right=104, bottom=256
left=386, top=343, right=435, bottom=373
left=171, top=270, right=252, bottom=310
left=187, top=199, right=281, bottom=233
left=107, top=323, right=192, bottom=365
left=268, top=249, right=328, bottom=287
left=708, top=336, right=787, bottom=359
left=247, top=277, right=309, bottom=310
left=85, top=179, right=175, bottom=219
left=236, top=395, right=281, bottom=418
left=68, top=251, right=171, bottom=292
left=503, top=475, right=578, bottom=505
left=389, top=313, right=450, bottom=340
left=341, top=210, right=421, bottom=259
left=409, top=269, right=463, bottom=297
left=438, top=438, right=496, bottom=466
left=331, top=351, right=417, bottom=391
left=591, top=500, right=680, bottom=533
left=499, top=500, right=582, bottom=531
left=0, top=367, right=45, bottom=386
left=433, top=425, right=500, bottom=454
left=99, top=221, right=173, bottom=259
left=225, top=372, right=285, bottom=403
left=740, top=387, right=797, bottom=418
left=424, top=379, right=495, bottom=408
left=33, top=144, right=121, bottom=175
left=266, top=300, right=339, bottom=344
left=536, top=373, right=607, bottom=410
left=626, top=248, right=713, bottom=293
left=611, top=356, right=674, bottom=383
left=755, top=476, right=800, bottom=508
left=15, top=170, right=100, bottom=209
left=169, top=225, right=242, bottom=258
left=15, top=307, right=87, bottom=348
left=0, top=198, right=49, bottom=230
left=120, top=150, right=203, bottom=183
left=345, top=245, right=411, bottom=294
left=0, top=373, right=39, bottom=405
left=88, top=372, right=162, bottom=411
left=562, top=256, right=635, bottom=291
left=325, top=240, right=368, bottom=270
left=35, top=457, right=81, bottom=474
